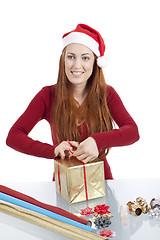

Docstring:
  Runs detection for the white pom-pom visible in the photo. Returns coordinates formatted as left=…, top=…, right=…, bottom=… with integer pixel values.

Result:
left=97, top=56, right=109, bottom=68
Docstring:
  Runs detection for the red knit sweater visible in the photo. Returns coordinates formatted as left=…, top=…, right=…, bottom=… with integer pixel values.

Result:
left=6, top=85, right=140, bottom=179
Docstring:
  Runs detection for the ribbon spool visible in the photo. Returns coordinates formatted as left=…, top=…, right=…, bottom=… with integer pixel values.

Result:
left=150, top=198, right=160, bottom=209
left=148, top=197, right=160, bottom=219
left=136, top=197, right=149, bottom=214
left=120, top=205, right=128, bottom=224
left=127, top=201, right=142, bottom=216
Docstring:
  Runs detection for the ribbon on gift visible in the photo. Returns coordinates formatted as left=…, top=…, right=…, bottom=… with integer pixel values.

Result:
left=68, top=140, right=88, bottom=201
left=58, top=160, right=62, bottom=195
left=73, top=156, right=88, bottom=201
left=57, top=154, right=88, bottom=201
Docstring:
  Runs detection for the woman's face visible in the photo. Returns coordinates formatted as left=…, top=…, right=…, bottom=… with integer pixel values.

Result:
left=64, top=43, right=95, bottom=88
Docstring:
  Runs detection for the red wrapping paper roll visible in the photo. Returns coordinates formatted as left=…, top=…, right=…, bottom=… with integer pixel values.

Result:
left=0, top=185, right=91, bottom=226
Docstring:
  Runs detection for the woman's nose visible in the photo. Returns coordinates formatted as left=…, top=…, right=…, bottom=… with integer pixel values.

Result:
left=73, top=58, right=82, bottom=68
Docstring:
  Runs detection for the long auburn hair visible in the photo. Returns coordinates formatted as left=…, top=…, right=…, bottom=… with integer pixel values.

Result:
left=51, top=50, right=113, bottom=155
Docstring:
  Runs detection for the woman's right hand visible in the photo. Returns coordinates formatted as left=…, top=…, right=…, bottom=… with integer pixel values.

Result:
left=54, top=141, right=79, bottom=159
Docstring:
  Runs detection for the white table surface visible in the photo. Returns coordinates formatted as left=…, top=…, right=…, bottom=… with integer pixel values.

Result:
left=0, top=179, right=160, bottom=240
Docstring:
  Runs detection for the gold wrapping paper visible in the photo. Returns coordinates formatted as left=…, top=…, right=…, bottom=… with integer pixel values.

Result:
left=54, top=157, right=105, bottom=204
left=0, top=200, right=105, bottom=240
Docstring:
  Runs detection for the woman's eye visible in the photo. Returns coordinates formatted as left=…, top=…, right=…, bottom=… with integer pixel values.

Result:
left=67, top=55, right=75, bottom=59
left=82, top=56, right=90, bottom=61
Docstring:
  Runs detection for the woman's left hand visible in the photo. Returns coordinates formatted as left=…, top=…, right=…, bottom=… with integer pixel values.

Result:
left=73, top=137, right=99, bottom=163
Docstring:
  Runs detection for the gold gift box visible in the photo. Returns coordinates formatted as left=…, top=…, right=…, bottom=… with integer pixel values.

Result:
left=54, top=157, right=105, bottom=204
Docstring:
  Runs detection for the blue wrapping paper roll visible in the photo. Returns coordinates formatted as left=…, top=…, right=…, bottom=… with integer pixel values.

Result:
left=0, top=192, right=94, bottom=232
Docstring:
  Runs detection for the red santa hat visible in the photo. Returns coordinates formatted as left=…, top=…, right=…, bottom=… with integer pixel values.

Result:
left=62, top=24, right=108, bottom=68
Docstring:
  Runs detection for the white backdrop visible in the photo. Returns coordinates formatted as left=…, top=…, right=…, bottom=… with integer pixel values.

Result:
left=0, top=0, right=160, bottom=182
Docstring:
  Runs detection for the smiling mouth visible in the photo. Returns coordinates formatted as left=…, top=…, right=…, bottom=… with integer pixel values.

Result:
left=71, top=71, right=84, bottom=76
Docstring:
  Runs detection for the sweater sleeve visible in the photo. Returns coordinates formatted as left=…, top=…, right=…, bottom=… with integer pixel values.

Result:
left=6, top=86, right=56, bottom=159
left=91, top=85, right=140, bottom=153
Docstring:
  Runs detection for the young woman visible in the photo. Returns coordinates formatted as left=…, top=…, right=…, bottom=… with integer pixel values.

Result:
left=6, top=24, right=140, bottom=180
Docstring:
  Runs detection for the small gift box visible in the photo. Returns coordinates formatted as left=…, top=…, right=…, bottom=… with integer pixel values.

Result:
left=54, top=157, right=105, bottom=204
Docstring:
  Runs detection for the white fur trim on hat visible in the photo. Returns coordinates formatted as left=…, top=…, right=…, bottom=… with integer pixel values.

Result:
left=97, top=56, right=109, bottom=68
left=63, top=32, right=100, bottom=57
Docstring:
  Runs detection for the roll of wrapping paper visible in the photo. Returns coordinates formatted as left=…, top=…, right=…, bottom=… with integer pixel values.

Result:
left=0, top=185, right=91, bottom=226
left=0, top=192, right=93, bottom=233
left=0, top=200, right=104, bottom=240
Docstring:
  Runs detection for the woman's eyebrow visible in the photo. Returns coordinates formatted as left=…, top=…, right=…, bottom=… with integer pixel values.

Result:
left=82, top=53, right=90, bottom=56
left=67, top=52, right=75, bottom=55
left=67, top=52, right=90, bottom=55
